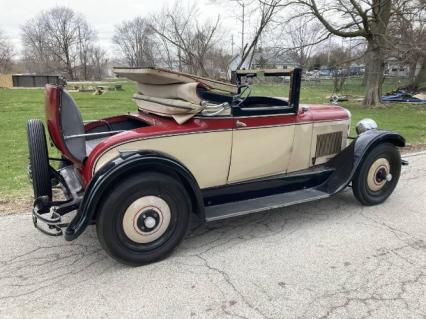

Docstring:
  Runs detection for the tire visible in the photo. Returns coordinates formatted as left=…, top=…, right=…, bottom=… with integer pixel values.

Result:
left=96, top=172, right=191, bottom=266
left=27, top=119, right=52, bottom=200
left=352, top=143, right=401, bottom=206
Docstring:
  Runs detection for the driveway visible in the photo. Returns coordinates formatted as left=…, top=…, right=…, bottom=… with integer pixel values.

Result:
left=0, top=153, right=425, bottom=319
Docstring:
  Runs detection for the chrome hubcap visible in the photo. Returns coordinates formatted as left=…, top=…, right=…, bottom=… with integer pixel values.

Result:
left=122, top=196, right=171, bottom=244
left=367, top=158, right=391, bottom=192
left=144, top=216, right=157, bottom=229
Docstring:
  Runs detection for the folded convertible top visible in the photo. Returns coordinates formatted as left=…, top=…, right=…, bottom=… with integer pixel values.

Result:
left=113, top=67, right=237, bottom=94
left=113, top=67, right=235, bottom=124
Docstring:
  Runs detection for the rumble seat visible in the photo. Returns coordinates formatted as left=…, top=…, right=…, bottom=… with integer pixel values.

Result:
left=45, top=85, right=107, bottom=163
left=61, top=90, right=108, bottom=160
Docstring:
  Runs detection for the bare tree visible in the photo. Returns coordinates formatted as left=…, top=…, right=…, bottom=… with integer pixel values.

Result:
left=21, top=6, right=100, bottom=80
left=279, top=17, right=323, bottom=68
left=77, top=23, right=97, bottom=80
left=41, top=7, right=81, bottom=80
left=150, top=2, right=221, bottom=76
left=328, top=47, right=352, bottom=92
left=88, top=46, right=109, bottom=80
left=21, top=17, right=55, bottom=74
left=414, top=58, right=426, bottom=87
left=205, top=48, right=236, bottom=79
left=388, top=0, right=426, bottom=89
left=235, top=0, right=282, bottom=69
left=113, top=17, right=157, bottom=67
left=0, top=30, right=14, bottom=73
left=285, top=0, right=405, bottom=106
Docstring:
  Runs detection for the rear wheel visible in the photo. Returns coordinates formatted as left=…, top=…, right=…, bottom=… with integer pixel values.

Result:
left=27, top=119, right=52, bottom=200
left=352, top=143, right=401, bottom=205
left=96, top=172, right=191, bottom=266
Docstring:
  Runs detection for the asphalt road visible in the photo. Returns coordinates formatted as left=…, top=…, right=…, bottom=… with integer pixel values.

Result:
left=0, top=153, right=425, bottom=319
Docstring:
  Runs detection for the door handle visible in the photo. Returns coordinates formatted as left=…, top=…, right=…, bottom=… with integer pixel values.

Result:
left=236, top=120, right=247, bottom=128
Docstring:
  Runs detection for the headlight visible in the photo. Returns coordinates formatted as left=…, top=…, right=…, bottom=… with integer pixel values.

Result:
left=356, top=118, right=378, bottom=135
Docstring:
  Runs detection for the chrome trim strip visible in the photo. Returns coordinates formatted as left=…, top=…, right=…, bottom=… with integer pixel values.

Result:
left=234, top=119, right=348, bottom=131
left=194, top=113, right=297, bottom=119
left=64, top=130, right=125, bottom=140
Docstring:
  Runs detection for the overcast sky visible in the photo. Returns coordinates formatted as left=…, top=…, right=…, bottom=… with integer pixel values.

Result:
left=0, top=0, right=239, bottom=55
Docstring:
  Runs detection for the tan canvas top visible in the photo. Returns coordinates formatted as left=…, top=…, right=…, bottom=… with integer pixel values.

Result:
left=137, top=82, right=203, bottom=105
left=113, top=67, right=233, bottom=124
left=113, top=67, right=237, bottom=94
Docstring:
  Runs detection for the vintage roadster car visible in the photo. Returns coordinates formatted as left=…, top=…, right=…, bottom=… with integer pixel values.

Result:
left=27, top=67, right=406, bottom=265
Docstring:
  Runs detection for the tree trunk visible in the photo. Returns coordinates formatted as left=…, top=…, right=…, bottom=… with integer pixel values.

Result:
left=413, top=56, right=426, bottom=88
left=362, top=0, right=391, bottom=106
left=65, top=61, right=74, bottom=81
left=177, top=48, right=182, bottom=72
left=407, top=59, right=417, bottom=85
left=338, top=76, right=347, bottom=92
left=362, top=64, right=368, bottom=86
left=363, top=40, right=385, bottom=106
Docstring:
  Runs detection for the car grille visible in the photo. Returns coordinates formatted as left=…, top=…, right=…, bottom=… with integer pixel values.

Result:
left=315, top=131, right=343, bottom=158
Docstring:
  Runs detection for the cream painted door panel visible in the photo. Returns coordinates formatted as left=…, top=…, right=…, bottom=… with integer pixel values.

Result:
left=228, top=125, right=295, bottom=183
left=94, top=131, right=233, bottom=189
left=287, top=123, right=314, bottom=173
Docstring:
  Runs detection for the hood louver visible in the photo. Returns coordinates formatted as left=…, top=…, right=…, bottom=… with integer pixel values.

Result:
left=315, top=131, right=343, bottom=159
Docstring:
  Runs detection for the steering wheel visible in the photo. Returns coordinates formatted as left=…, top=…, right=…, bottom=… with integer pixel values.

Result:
left=232, top=85, right=252, bottom=107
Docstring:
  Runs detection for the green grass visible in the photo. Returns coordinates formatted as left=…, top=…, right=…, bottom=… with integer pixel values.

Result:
left=0, top=82, right=137, bottom=197
left=252, top=78, right=426, bottom=140
left=0, top=78, right=425, bottom=197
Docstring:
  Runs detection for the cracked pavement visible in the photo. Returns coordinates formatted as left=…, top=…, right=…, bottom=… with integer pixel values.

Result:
left=0, top=152, right=425, bottom=319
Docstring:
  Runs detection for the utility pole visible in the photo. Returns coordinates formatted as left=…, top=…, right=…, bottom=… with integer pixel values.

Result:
left=241, top=1, right=245, bottom=57
left=327, top=37, right=331, bottom=65
left=236, top=0, right=245, bottom=66
left=231, top=35, right=235, bottom=56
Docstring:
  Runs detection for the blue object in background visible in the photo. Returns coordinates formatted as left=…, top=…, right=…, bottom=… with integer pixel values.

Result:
left=382, top=91, right=426, bottom=103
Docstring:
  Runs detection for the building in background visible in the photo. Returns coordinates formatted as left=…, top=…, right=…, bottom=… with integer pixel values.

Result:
left=0, top=74, right=65, bottom=88
left=385, top=57, right=421, bottom=77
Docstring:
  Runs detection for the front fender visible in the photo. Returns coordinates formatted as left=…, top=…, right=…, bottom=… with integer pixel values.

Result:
left=320, top=129, right=405, bottom=194
left=64, top=152, right=204, bottom=241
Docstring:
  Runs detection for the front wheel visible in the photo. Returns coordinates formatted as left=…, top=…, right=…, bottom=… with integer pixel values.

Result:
left=96, top=172, right=191, bottom=266
left=352, top=143, right=401, bottom=206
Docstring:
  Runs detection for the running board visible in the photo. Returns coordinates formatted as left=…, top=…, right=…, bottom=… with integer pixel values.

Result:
left=205, top=188, right=329, bottom=222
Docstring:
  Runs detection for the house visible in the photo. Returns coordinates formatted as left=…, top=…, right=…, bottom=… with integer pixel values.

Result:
left=385, top=57, right=421, bottom=77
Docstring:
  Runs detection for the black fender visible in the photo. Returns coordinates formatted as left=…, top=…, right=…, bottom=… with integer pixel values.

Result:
left=64, top=151, right=204, bottom=241
left=320, top=129, right=405, bottom=194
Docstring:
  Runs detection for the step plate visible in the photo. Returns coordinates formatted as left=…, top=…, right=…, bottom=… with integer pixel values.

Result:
left=205, top=188, right=329, bottom=222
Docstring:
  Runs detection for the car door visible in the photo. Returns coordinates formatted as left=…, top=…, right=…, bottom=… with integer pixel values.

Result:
left=227, top=108, right=298, bottom=183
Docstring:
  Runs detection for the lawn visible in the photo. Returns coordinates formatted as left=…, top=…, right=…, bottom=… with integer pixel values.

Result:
left=252, top=77, right=426, bottom=139
left=0, top=78, right=425, bottom=198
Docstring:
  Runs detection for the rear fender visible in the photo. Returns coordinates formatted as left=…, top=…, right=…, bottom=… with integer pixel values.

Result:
left=320, top=129, right=405, bottom=194
left=64, top=151, right=204, bottom=241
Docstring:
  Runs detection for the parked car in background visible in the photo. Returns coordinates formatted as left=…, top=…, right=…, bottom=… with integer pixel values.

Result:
left=319, top=68, right=333, bottom=77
